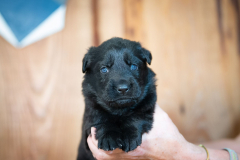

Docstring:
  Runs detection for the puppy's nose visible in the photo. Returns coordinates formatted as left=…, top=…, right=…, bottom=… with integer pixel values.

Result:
left=117, top=84, right=129, bottom=94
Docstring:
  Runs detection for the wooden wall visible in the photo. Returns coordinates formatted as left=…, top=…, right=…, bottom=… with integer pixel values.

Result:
left=0, top=0, right=239, bottom=159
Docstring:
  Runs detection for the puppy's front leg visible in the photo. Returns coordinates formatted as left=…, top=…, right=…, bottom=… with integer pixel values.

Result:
left=95, top=124, right=124, bottom=151
left=121, top=119, right=153, bottom=152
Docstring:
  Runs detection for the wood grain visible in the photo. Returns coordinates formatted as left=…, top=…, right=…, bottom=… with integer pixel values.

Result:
left=124, top=0, right=145, bottom=43
left=142, top=0, right=240, bottom=142
left=0, top=0, right=239, bottom=159
left=0, top=0, right=93, bottom=159
left=98, top=0, right=124, bottom=44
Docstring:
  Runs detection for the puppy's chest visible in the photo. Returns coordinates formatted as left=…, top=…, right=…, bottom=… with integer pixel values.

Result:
left=107, top=114, right=132, bottom=124
left=103, top=111, right=142, bottom=126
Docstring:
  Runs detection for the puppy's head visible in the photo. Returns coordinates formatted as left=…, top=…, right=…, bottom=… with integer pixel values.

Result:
left=82, top=38, right=154, bottom=113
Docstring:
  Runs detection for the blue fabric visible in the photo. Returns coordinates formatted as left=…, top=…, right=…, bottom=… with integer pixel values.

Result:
left=0, top=0, right=66, bottom=42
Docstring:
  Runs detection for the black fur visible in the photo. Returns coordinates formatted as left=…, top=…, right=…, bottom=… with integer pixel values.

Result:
left=77, top=38, right=157, bottom=160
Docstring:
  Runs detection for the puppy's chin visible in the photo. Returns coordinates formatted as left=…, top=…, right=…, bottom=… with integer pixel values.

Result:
left=109, top=99, right=137, bottom=108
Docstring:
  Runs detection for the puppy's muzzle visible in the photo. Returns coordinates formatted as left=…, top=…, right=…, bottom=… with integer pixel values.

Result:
left=116, top=79, right=132, bottom=95
left=117, top=84, right=129, bottom=94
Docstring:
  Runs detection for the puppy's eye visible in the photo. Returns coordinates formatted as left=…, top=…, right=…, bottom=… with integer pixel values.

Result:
left=100, top=67, right=109, bottom=73
left=130, top=64, right=138, bottom=70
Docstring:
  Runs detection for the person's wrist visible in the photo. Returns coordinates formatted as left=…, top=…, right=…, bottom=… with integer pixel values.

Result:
left=151, top=141, right=197, bottom=160
left=181, top=142, right=231, bottom=160
left=179, top=142, right=206, bottom=160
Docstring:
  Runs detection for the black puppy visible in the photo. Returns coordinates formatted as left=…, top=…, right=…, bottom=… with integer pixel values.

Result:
left=77, top=37, right=157, bottom=160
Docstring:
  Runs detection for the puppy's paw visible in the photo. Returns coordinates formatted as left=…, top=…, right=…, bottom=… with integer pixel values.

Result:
left=122, top=134, right=142, bottom=152
left=98, top=131, right=123, bottom=151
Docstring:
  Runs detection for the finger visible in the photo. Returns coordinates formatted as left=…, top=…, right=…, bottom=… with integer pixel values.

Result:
left=89, top=127, right=140, bottom=159
left=88, top=135, right=142, bottom=160
left=88, top=135, right=123, bottom=159
left=87, top=135, right=107, bottom=159
left=90, top=127, right=123, bottom=154
left=91, top=127, right=98, bottom=146
left=91, top=127, right=96, bottom=135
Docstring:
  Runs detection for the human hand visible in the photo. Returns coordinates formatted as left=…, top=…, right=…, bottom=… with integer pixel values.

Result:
left=87, top=104, right=195, bottom=160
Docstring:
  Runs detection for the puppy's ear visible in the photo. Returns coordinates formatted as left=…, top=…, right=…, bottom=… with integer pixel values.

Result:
left=141, top=47, right=152, bottom=65
left=82, top=47, right=95, bottom=73
left=137, top=45, right=152, bottom=65
left=82, top=54, right=89, bottom=73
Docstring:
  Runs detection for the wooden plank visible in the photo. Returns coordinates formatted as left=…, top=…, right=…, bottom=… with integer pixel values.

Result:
left=124, top=0, right=145, bottom=43
left=92, top=0, right=100, bottom=46
left=97, top=0, right=124, bottom=44
left=0, top=0, right=93, bottom=159
left=0, top=1, right=239, bottom=159
left=220, top=0, right=240, bottom=136
left=143, top=0, right=240, bottom=143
